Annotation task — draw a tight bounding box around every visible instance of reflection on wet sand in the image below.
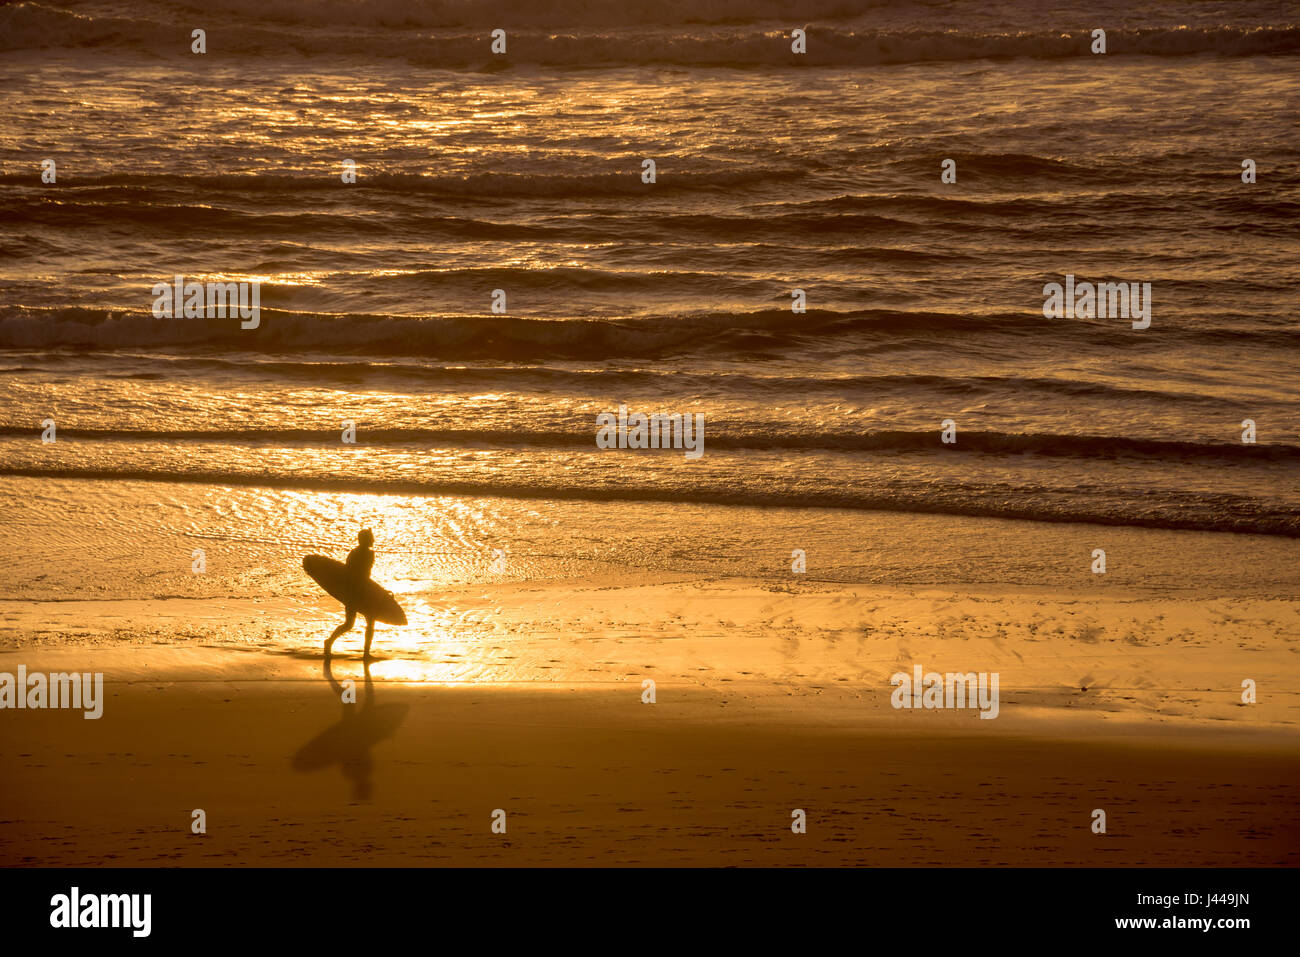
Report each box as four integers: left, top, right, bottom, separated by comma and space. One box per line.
291, 658, 409, 800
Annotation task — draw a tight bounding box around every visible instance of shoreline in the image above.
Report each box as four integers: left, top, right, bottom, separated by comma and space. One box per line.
4, 465, 1299, 540
3, 575, 1297, 730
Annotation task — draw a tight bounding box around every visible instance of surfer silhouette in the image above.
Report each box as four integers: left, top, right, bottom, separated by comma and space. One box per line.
325, 528, 376, 659
303, 528, 406, 660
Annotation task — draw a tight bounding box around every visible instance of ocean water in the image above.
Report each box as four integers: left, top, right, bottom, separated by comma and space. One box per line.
2, 0, 1299, 539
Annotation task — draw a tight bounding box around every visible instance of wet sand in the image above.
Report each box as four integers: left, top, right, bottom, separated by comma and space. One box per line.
1, 602, 1297, 867
3, 498, 1297, 866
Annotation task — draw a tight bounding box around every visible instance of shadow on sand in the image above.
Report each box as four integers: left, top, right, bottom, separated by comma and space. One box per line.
290, 658, 409, 800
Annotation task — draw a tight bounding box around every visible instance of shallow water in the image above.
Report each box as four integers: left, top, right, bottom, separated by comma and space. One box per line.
2, 0, 1298, 533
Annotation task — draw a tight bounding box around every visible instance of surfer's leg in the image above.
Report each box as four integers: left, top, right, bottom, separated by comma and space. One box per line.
325, 607, 356, 656
362, 616, 375, 660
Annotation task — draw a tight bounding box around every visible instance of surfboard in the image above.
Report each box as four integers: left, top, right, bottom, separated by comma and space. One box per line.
302, 555, 407, 626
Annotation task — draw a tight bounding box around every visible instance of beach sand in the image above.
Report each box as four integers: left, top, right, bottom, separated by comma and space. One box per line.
2, 572, 1297, 866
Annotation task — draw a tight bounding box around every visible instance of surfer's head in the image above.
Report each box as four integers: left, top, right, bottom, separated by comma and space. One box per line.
358, 528, 374, 548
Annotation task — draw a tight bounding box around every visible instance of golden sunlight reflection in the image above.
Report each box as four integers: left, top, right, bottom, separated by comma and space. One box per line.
271, 489, 544, 682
